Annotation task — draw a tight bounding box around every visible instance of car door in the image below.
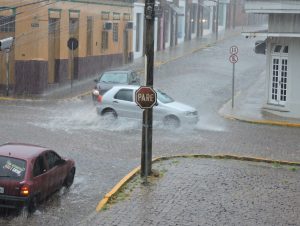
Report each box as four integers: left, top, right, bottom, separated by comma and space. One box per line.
153, 90, 175, 121
31, 154, 50, 200
113, 88, 142, 119
44, 151, 66, 193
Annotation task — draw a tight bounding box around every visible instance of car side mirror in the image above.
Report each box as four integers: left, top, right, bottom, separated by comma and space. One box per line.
94, 79, 98, 83
56, 159, 66, 165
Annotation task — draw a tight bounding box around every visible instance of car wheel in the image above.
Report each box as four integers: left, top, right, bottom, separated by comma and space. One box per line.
163, 115, 180, 129
19, 206, 29, 219
102, 109, 117, 120
28, 196, 38, 213
64, 168, 75, 188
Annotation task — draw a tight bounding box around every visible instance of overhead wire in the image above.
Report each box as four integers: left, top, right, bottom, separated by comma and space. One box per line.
0, 1, 57, 25
8, 2, 133, 50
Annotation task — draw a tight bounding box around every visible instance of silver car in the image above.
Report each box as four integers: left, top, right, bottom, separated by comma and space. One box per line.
95, 85, 198, 128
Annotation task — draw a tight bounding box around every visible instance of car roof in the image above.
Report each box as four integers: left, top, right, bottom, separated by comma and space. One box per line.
102, 70, 134, 74
107, 85, 140, 92
0, 143, 48, 160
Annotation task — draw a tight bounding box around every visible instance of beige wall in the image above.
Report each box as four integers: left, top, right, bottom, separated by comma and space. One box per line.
3, 1, 133, 61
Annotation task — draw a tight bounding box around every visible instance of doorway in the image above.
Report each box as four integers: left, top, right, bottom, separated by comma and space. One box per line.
269, 44, 288, 106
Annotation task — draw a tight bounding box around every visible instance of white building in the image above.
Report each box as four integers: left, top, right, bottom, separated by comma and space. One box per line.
244, 0, 300, 118
133, 1, 158, 59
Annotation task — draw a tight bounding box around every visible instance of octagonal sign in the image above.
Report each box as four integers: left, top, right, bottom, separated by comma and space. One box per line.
135, 86, 157, 109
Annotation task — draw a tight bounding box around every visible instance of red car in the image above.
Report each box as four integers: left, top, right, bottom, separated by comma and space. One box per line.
0, 143, 75, 215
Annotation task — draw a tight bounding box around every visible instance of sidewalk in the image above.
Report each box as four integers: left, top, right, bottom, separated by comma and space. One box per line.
82, 156, 300, 226
218, 71, 300, 126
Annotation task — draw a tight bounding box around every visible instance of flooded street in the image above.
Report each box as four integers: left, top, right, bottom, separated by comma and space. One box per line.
0, 35, 300, 225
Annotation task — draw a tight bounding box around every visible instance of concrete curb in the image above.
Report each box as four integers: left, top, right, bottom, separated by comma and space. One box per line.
0, 96, 31, 101
219, 103, 300, 128
223, 114, 300, 128
95, 154, 300, 212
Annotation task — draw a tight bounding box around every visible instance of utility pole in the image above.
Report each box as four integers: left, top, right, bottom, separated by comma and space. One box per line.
141, 0, 155, 181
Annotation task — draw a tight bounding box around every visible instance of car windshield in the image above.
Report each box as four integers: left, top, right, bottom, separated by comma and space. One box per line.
157, 90, 174, 104
100, 72, 128, 84
0, 156, 26, 181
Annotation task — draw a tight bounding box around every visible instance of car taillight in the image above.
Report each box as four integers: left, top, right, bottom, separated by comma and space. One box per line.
97, 95, 102, 103
20, 184, 30, 196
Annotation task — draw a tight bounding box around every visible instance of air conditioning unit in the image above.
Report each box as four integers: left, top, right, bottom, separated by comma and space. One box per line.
126, 21, 133, 30
103, 21, 112, 30
254, 40, 266, 55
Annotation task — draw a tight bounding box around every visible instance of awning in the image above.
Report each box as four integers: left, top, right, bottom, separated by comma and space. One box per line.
242, 29, 300, 38
169, 3, 184, 16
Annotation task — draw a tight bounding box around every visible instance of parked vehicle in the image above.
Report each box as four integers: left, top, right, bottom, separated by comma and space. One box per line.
95, 85, 198, 128
0, 143, 76, 216
92, 70, 140, 102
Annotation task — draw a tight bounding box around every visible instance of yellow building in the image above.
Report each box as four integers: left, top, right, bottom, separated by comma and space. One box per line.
0, 0, 133, 95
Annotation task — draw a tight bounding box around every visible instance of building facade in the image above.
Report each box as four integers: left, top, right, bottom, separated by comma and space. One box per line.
0, 0, 134, 95
0, 0, 262, 95
244, 0, 300, 118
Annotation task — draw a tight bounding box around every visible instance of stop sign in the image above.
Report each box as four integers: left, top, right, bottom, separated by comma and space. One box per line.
135, 86, 157, 109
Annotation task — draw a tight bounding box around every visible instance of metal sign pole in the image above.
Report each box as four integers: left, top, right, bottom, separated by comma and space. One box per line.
142, 110, 149, 184
232, 63, 235, 108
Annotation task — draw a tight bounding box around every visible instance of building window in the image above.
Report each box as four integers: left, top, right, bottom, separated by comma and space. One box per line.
113, 23, 118, 42
69, 18, 79, 34
87, 16, 93, 56
270, 45, 288, 105
113, 13, 120, 21
49, 18, 59, 34
0, 15, 15, 32
101, 31, 108, 50
101, 12, 109, 20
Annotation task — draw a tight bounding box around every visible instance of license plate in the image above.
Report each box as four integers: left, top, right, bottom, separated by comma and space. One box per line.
0, 187, 4, 194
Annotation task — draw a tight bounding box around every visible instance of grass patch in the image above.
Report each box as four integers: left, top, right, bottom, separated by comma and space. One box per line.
288, 166, 298, 172
105, 167, 168, 209
171, 159, 180, 164
272, 162, 282, 168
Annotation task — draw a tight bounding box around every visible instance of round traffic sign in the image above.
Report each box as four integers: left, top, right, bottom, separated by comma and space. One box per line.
229, 54, 238, 64
230, 45, 238, 55
135, 86, 157, 109
67, 38, 78, 50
